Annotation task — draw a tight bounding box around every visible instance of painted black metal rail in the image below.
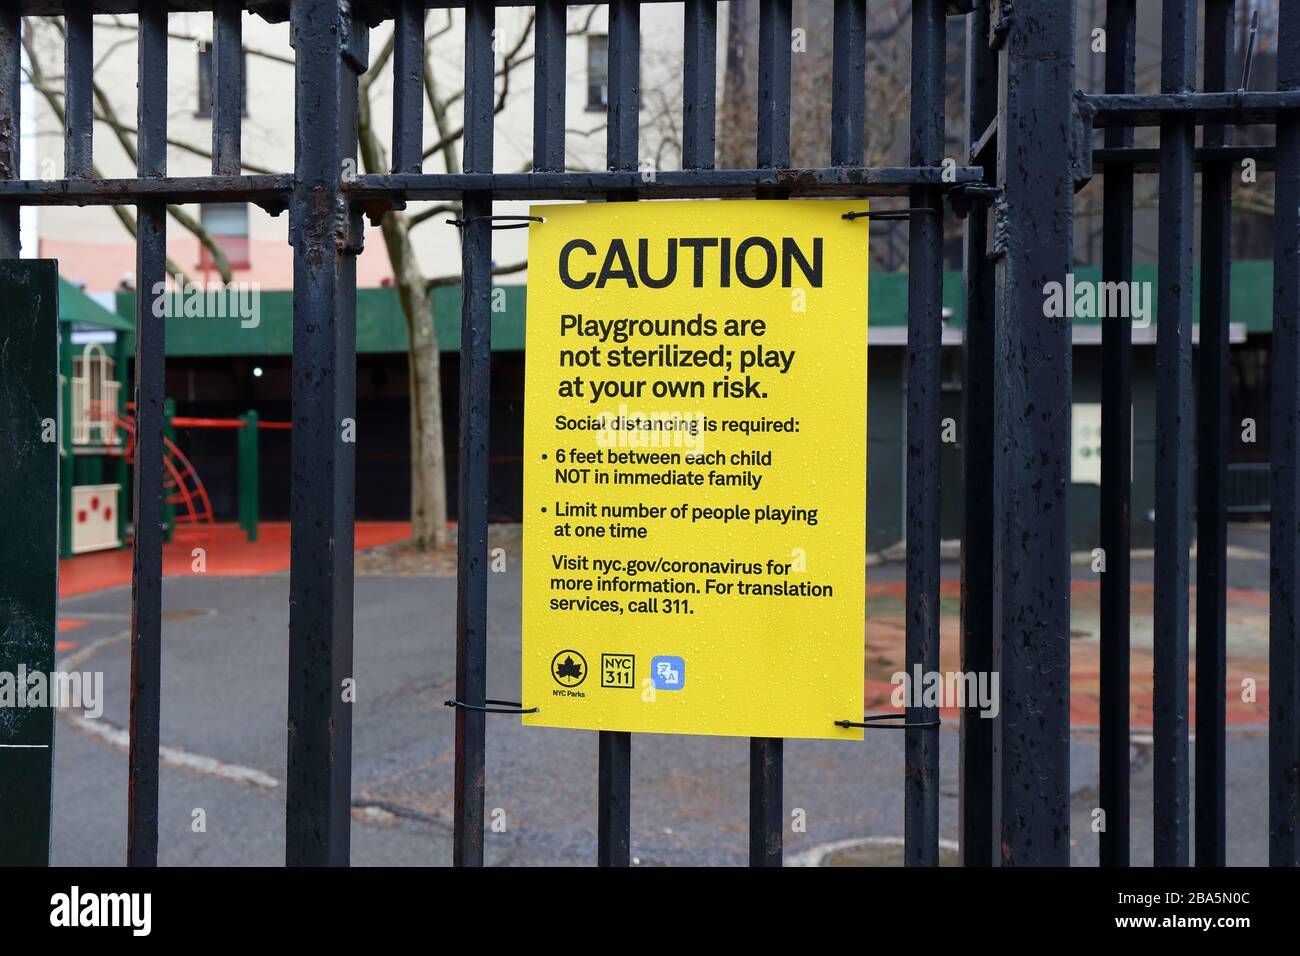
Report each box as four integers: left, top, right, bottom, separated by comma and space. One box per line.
0, 168, 979, 210
1098, 0, 1136, 872
959, 0, 997, 870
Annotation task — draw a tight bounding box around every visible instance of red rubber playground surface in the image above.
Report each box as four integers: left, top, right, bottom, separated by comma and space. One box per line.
58, 521, 410, 598
863, 579, 1271, 730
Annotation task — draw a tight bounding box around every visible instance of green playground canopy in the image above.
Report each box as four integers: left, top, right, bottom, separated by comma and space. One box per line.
59, 276, 134, 333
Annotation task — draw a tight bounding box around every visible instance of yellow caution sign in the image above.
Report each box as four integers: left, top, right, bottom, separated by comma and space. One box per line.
522, 199, 868, 739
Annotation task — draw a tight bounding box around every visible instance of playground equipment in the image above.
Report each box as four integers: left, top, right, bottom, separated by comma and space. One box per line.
164, 411, 291, 543
98, 406, 215, 547
62, 336, 288, 556
64, 336, 130, 556
65, 342, 123, 554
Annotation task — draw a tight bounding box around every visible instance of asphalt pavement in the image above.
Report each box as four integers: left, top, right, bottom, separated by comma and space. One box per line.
49, 524, 1274, 866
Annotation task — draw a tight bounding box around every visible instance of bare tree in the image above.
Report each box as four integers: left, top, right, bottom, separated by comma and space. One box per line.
23, 10, 600, 553
22, 15, 244, 283
715, 0, 933, 269
356, 8, 599, 549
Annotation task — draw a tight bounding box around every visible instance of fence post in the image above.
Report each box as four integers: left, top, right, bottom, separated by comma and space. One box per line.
594, 0, 642, 869
128, 2, 168, 867
239, 411, 259, 543
453, 0, 496, 868
285, 0, 361, 867
959, 0, 997, 868
1195, 0, 1235, 869
992, 0, 1075, 866
1099, 0, 1136, 869
1152, 0, 1196, 869
747, 0, 791, 869
904, 0, 946, 869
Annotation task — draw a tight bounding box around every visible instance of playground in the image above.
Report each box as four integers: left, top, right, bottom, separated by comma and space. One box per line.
59, 279, 292, 562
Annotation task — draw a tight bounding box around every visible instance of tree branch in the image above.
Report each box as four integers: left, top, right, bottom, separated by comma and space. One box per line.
427, 259, 527, 291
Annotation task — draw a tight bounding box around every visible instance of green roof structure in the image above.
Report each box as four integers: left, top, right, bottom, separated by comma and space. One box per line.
60, 277, 135, 333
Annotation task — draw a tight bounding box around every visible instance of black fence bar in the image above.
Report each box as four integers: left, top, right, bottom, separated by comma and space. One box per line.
959, 0, 996, 869
0, 8, 18, 256
532, 0, 566, 172
992, 0, 1074, 867
1153, 0, 1195, 869
605, 0, 640, 176
748, 731, 782, 865
749, 737, 782, 866
830, 0, 865, 167
212, 0, 243, 175
0, 166, 981, 205
391, 0, 424, 174
1195, 0, 1234, 870
1098, 0, 1135, 871
756, 0, 791, 170
596, 0, 639, 868
596, 732, 631, 866
748, 0, 791, 867
137, 7, 168, 181
1094, 144, 1276, 172
126, 2, 168, 869
1271, 0, 1300, 868
345, 165, 983, 200
681, 0, 716, 169
1085, 89, 1300, 126
903, 0, 944, 869
64, 0, 93, 178
286, 0, 359, 867
453, 0, 495, 869
0, 174, 293, 205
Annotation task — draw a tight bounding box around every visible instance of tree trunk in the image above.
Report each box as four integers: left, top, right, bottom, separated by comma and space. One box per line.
406, 286, 450, 550
357, 70, 450, 551
384, 212, 450, 550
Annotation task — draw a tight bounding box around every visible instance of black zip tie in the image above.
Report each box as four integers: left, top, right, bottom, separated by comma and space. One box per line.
444, 698, 540, 715
447, 214, 545, 230
842, 208, 940, 222
835, 713, 941, 730
1240, 9, 1260, 94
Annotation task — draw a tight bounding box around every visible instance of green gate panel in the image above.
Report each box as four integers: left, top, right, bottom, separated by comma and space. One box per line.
0, 260, 60, 865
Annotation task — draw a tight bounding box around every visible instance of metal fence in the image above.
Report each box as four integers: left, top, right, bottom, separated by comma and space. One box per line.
0, 0, 1297, 868
1227, 461, 1270, 515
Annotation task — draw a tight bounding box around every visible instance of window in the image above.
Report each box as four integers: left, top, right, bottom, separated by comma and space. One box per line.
196, 43, 248, 117
586, 35, 608, 110
199, 202, 251, 270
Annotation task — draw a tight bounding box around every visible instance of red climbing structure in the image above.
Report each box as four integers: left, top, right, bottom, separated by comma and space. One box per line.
99, 407, 215, 545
